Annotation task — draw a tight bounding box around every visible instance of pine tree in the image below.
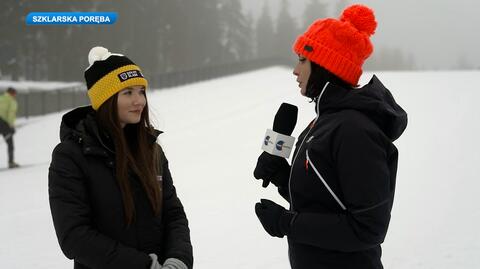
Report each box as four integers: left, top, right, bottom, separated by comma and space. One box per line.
30, 0, 75, 81
119, 0, 163, 79
275, 0, 298, 61
162, 0, 225, 71
303, 0, 328, 29
0, 1, 24, 80
218, 0, 254, 62
256, 2, 275, 59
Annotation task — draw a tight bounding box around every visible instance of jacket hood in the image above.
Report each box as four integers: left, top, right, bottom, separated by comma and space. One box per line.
60, 106, 97, 143
317, 75, 408, 141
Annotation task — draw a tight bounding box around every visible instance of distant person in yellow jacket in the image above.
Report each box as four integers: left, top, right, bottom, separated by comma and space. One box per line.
0, 87, 19, 168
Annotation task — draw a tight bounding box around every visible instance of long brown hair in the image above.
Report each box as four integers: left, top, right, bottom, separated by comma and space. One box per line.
96, 93, 162, 225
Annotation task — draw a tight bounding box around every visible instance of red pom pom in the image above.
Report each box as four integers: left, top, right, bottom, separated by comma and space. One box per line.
340, 4, 377, 36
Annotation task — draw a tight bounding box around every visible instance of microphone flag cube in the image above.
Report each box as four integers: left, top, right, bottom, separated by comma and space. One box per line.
261, 129, 295, 159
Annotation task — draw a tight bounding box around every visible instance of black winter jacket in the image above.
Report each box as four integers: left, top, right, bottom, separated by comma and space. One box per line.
48, 106, 193, 269
281, 76, 407, 269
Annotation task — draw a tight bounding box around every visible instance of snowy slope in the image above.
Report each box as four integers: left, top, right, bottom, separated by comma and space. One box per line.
0, 67, 479, 268
0, 80, 83, 92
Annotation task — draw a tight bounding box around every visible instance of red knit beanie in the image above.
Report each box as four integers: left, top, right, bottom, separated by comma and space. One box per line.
293, 4, 377, 86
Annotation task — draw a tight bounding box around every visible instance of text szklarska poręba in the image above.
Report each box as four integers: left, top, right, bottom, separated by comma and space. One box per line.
31, 15, 111, 24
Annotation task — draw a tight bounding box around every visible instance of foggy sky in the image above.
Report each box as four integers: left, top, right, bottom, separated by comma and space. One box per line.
240, 0, 480, 69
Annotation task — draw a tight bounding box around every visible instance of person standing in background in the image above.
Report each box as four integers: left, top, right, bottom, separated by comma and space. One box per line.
0, 87, 19, 169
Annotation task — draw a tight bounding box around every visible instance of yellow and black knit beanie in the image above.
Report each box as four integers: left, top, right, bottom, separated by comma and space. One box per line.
84, 46, 148, 110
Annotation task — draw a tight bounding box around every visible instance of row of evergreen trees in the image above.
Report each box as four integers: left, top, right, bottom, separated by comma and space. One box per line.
1, 0, 254, 81
0, 0, 414, 82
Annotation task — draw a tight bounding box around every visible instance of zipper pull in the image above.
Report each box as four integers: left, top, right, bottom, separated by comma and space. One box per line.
305, 159, 309, 172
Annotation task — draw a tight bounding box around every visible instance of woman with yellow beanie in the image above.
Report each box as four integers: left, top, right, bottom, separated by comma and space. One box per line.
48, 47, 193, 269
253, 4, 408, 268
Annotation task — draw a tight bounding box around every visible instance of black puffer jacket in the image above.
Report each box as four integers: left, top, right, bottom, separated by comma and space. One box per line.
282, 76, 407, 269
48, 106, 193, 269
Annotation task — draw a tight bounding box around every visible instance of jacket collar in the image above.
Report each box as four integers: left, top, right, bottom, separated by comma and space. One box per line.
60, 106, 163, 156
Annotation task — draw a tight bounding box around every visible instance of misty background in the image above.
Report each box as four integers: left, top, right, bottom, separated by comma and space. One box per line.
1, 0, 479, 82
1, 2, 480, 268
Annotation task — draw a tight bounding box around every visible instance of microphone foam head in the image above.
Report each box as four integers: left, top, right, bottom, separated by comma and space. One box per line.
273, 103, 298, 135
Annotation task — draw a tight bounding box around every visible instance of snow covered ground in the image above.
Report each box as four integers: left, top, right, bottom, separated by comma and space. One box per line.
0, 67, 479, 268
0, 80, 83, 92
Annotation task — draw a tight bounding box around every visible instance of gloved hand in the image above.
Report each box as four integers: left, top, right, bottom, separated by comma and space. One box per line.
255, 199, 296, 238
149, 253, 162, 269
253, 152, 290, 188
162, 258, 188, 269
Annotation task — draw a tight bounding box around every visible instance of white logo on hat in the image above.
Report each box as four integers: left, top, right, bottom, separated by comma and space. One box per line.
118, 70, 143, 82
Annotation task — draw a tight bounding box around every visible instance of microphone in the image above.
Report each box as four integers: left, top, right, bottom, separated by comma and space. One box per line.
261, 103, 298, 159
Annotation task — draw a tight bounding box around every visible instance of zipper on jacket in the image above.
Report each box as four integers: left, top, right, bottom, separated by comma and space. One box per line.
288, 82, 330, 210
305, 149, 347, 211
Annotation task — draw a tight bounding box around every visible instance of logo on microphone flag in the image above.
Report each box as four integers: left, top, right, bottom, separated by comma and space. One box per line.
276, 140, 285, 150
264, 136, 271, 146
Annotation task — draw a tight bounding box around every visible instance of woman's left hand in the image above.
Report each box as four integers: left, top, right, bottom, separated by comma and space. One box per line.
149, 253, 162, 269
255, 199, 296, 238
161, 258, 188, 269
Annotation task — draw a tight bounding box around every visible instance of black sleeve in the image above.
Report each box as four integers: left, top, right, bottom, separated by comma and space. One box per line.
278, 185, 291, 203
161, 157, 194, 269
48, 142, 151, 269
288, 119, 394, 252
271, 161, 291, 203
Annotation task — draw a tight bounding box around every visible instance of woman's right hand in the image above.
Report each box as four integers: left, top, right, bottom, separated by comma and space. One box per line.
253, 152, 290, 188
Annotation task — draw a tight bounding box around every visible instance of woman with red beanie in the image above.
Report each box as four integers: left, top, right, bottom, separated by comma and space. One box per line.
253, 4, 408, 269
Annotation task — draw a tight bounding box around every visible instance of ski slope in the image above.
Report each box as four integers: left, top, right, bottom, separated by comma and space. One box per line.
1, 67, 479, 268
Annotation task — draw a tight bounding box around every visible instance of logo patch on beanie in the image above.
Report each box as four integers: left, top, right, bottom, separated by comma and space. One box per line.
304, 45, 313, 52
117, 70, 144, 82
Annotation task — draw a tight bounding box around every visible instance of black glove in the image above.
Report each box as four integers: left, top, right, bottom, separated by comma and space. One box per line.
253, 152, 290, 188
255, 199, 296, 238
